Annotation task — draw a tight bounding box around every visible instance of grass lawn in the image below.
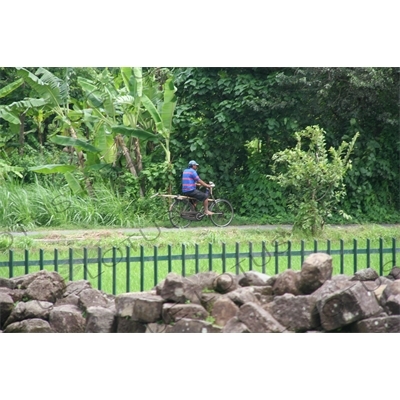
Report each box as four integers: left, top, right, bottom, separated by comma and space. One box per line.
1, 224, 399, 294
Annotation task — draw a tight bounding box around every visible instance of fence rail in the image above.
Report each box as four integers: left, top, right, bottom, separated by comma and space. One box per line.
0, 238, 398, 294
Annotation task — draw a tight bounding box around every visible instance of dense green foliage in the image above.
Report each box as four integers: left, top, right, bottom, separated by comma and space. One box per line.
0, 67, 399, 230
268, 126, 359, 235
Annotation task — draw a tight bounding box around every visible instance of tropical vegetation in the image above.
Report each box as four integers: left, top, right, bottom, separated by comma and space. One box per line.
0, 67, 399, 234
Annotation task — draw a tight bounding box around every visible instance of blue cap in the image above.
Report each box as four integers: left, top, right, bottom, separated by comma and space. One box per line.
188, 160, 199, 166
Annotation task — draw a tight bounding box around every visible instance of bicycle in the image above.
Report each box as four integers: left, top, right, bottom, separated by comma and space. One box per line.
153, 182, 234, 228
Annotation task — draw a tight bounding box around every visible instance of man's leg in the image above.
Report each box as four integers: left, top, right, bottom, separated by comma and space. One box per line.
203, 199, 214, 215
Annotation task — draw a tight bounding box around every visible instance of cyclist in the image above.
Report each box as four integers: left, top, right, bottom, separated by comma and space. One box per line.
182, 160, 214, 215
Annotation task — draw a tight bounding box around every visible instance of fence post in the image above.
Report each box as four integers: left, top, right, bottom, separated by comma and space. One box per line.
208, 243, 213, 272
8, 249, 13, 278
25, 248, 29, 275
340, 239, 344, 274
249, 242, 253, 271
97, 246, 102, 291
126, 246, 130, 293
154, 245, 158, 287
353, 239, 357, 274
222, 242, 226, 273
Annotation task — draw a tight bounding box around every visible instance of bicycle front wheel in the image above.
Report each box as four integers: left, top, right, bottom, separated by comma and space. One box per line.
209, 199, 234, 227
169, 199, 193, 228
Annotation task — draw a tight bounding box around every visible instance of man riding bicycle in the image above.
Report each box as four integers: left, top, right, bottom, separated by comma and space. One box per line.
182, 160, 214, 215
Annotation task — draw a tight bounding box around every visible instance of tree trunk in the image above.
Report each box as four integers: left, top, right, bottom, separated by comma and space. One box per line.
69, 126, 94, 196
132, 137, 145, 197
116, 135, 144, 197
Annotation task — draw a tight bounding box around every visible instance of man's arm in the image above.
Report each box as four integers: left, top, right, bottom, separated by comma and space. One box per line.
197, 178, 212, 188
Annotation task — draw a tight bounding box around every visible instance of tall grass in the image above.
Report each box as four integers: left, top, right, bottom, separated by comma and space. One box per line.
0, 180, 167, 230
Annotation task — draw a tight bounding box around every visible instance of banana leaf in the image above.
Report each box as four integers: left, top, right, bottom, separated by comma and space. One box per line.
111, 125, 159, 141
50, 135, 101, 153
29, 164, 77, 174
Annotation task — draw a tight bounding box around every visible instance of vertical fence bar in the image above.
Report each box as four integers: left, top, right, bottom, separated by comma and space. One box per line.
195, 244, 199, 273
168, 245, 172, 273
126, 246, 130, 293
379, 238, 384, 276
353, 239, 357, 274
24, 249, 29, 274
222, 242, 226, 273
39, 249, 44, 271
326, 240, 331, 255
208, 243, 213, 272
140, 245, 145, 291
235, 242, 240, 274
340, 239, 344, 274
249, 242, 253, 271
97, 246, 102, 291
154, 246, 158, 287
274, 241, 279, 275
83, 247, 88, 281
182, 244, 186, 277
314, 239, 318, 253
112, 247, 117, 295
366, 239, 371, 269
301, 240, 305, 265
287, 240, 292, 269
262, 241, 266, 273
8, 250, 13, 278
69, 248, 74, 281
392, 238, 397, 266
54, 248, 58, 274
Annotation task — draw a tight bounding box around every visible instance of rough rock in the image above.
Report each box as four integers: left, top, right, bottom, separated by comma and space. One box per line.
297, 253, 333, 294
0, 292, 14, 328
64, 280, 92, 297
115, 292, 165, 323
226, 286, 258, 306
4, 300, 53, 327
213, 273, 239, 294
351, 268, 379, 282
265, 293, 320, 332
0, 277, 15, 289
24, 271, 66, 303
4, 318, 53, 333
239, 271, 271, 287
55, 293, 80, 307
353, 315, 400, 333
185, 271, 219, 291
159, 273, 202, 304
317, 282, 382, 331
117, 317, 146, 333
166, 318, 218, 333
221, 317, 251, 333
380, 281, 400, 315
78, 288, 111, 311
85, 306, 117, 333
162, 303, 208, 324
272, 270, 301, 296
386, 267, 400, 281
49, 304, 86, 333
146, 322, 169, 333
210, 297, 239, 327
238, 302, 286, 333
200, 292, 222, 312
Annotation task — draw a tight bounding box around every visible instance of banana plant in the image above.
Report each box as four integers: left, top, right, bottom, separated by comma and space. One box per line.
77, 67, 160, 197
14, 67, 99, 194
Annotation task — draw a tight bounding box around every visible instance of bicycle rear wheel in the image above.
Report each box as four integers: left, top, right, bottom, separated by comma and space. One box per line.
209, 199, 234, 227
169, 199, 193, 228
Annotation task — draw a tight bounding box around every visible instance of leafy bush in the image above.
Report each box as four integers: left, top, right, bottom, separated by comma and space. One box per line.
268, 126, 359, 235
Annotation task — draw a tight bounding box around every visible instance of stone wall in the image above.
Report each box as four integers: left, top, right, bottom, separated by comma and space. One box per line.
1, 253, 400, 333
